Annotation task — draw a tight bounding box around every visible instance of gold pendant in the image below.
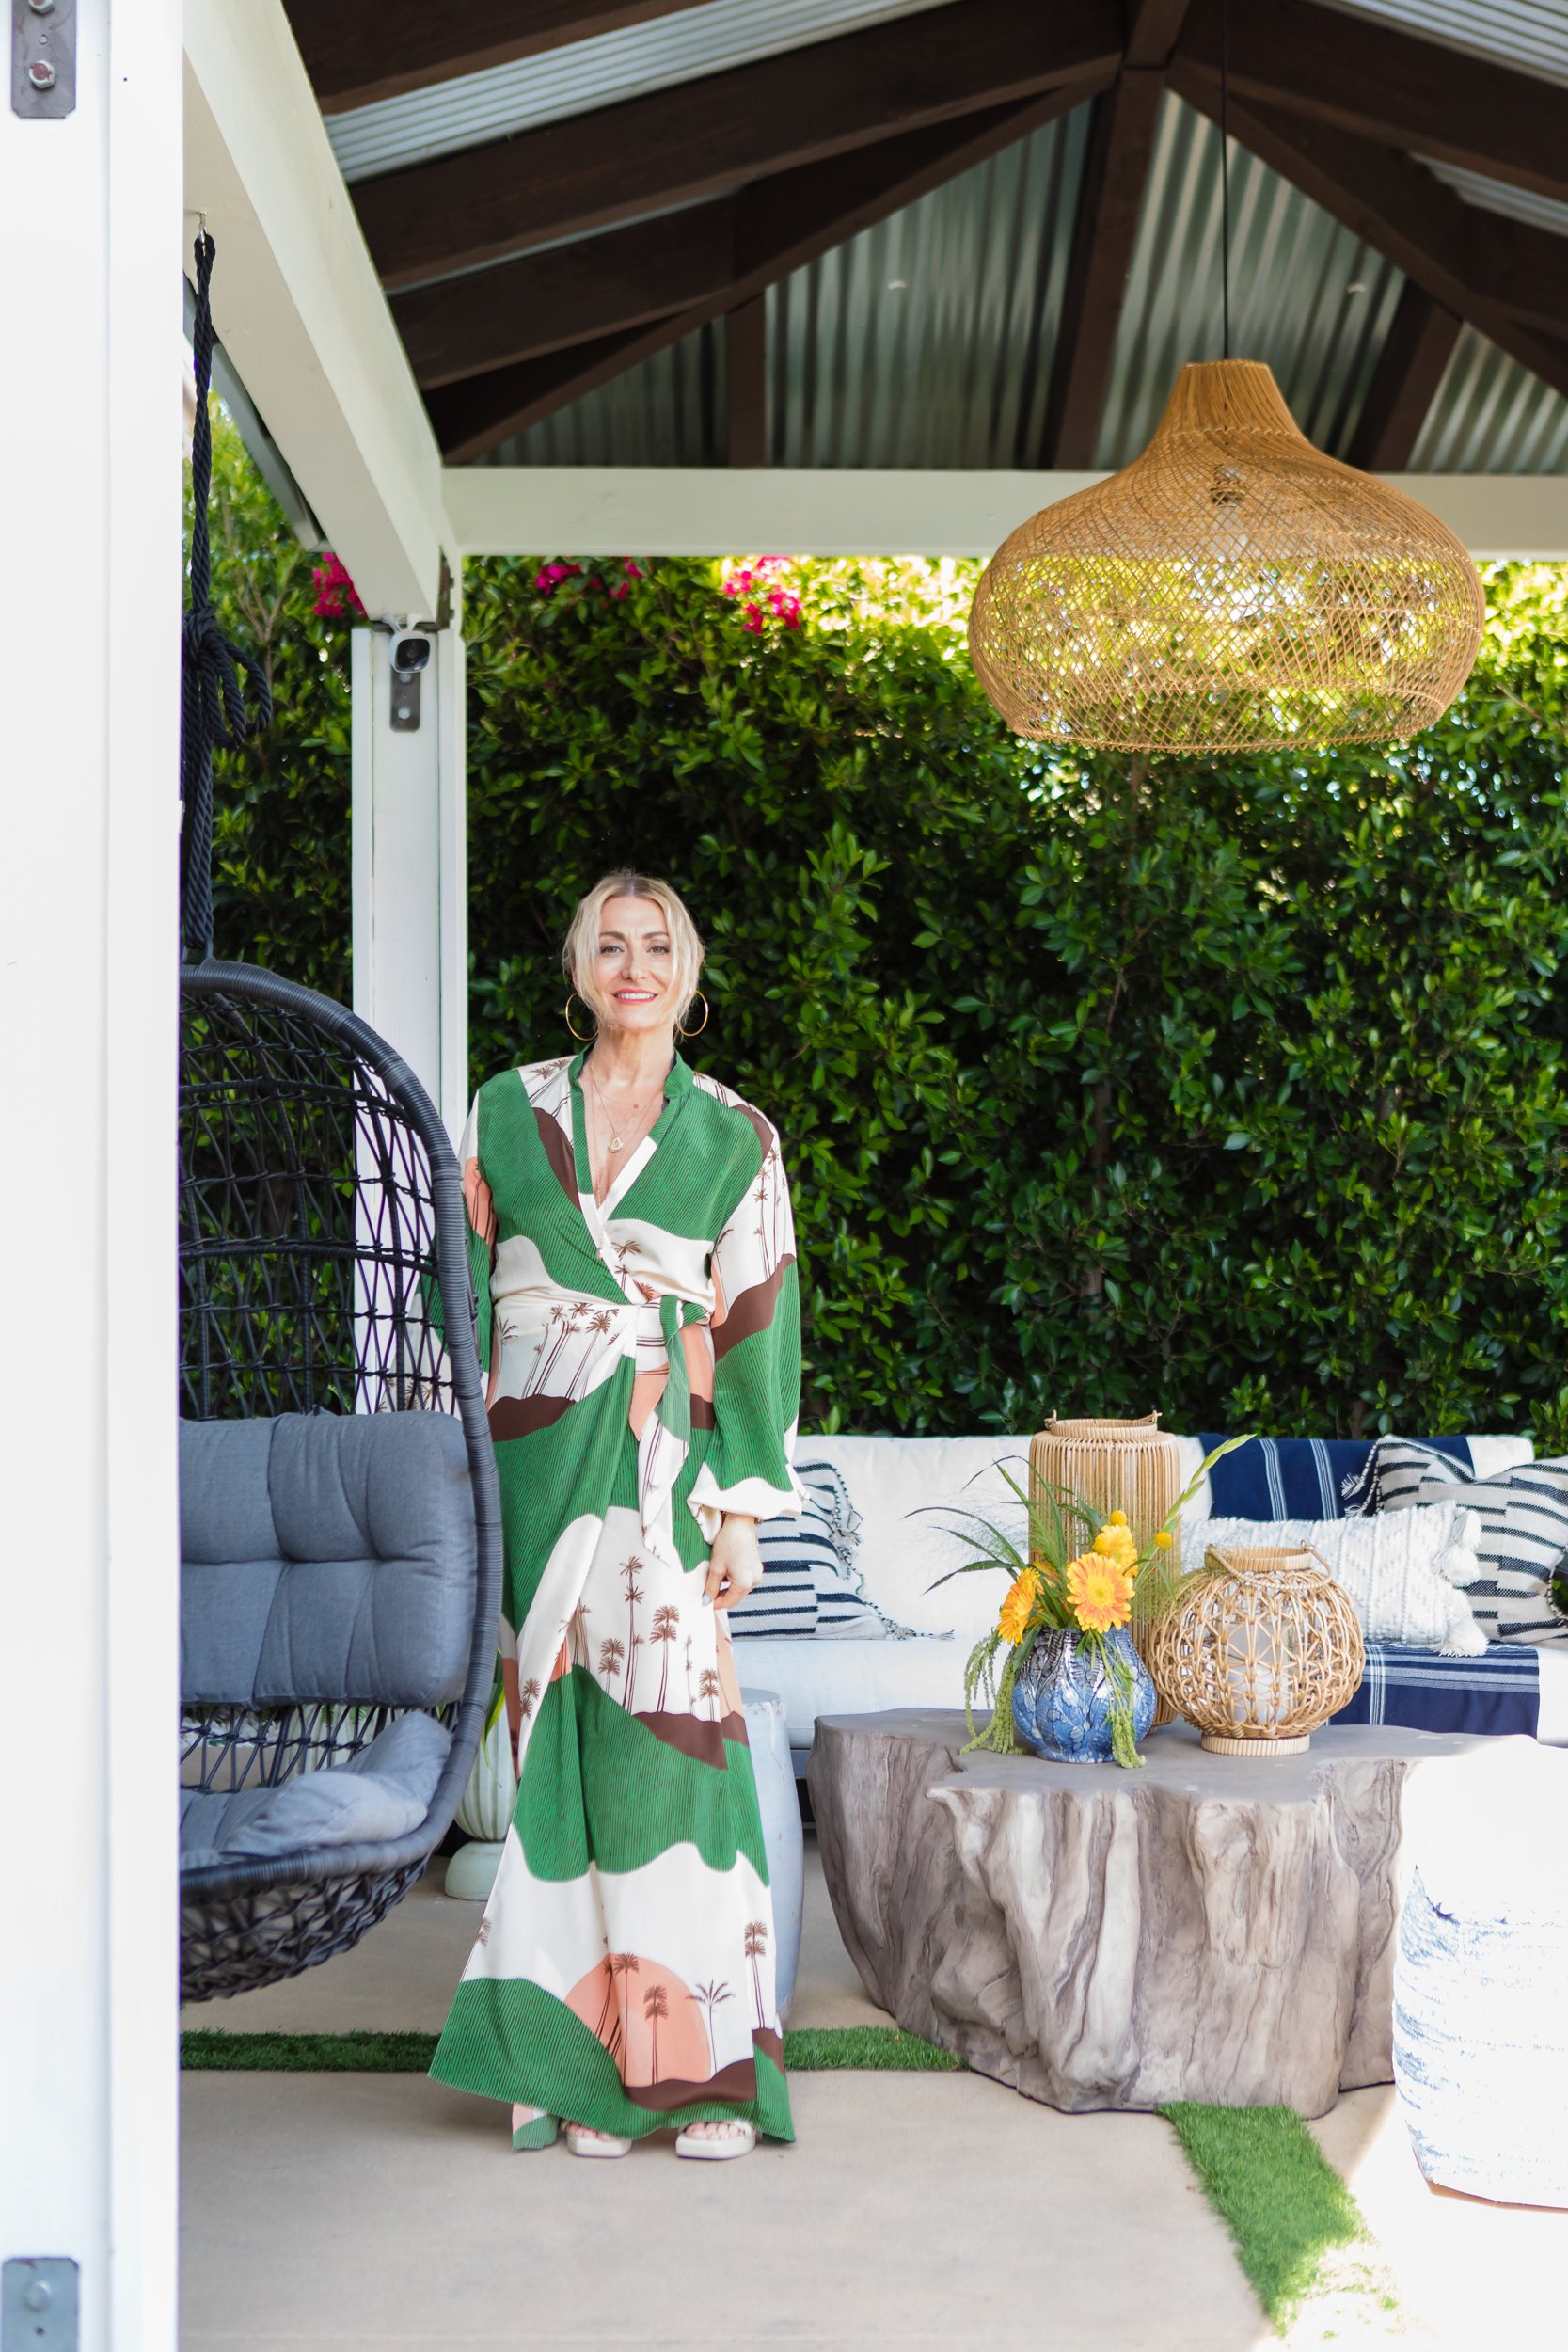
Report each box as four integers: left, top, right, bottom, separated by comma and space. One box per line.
608, 1136, 623, 1152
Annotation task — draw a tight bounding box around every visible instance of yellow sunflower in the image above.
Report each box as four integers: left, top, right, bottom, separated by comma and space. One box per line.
1065, 1554, 1135, 1634
998, 1567, 1042, 1646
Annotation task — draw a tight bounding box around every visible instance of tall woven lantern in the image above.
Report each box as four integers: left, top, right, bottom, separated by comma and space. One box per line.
970, 359, 1484, 756
1147, 1544, 1365, 1756
1030, 1413, 1183, 1727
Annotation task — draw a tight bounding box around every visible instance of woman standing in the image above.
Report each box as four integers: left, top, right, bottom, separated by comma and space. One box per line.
430, 873, 801, 2160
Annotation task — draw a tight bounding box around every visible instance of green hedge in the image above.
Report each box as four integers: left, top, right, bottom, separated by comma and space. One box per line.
203, 419, 1568, 1444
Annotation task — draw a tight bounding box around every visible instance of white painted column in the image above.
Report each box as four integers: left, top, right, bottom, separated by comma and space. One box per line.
0, 4, 182, 2348
352, 619, 469, 1141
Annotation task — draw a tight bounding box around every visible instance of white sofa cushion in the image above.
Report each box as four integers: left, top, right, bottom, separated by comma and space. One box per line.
1199, 1503, 1488, 1656
729, 1634, 970, 1752
1368, 1441, 1568, 1645
800, 1435, 1032, 1652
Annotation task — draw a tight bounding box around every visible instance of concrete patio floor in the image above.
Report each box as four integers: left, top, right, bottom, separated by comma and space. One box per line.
178, 1834, 1554, 2351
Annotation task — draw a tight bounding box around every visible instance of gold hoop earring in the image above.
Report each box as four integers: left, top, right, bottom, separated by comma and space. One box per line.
679, 992, 709, 1039
564, 994, 594, 1041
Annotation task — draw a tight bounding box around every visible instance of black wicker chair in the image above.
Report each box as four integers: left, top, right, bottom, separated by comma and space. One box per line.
179, 960, 500, 2003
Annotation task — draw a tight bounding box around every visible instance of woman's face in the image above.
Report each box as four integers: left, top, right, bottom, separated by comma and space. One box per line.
589, 895, 677, 1037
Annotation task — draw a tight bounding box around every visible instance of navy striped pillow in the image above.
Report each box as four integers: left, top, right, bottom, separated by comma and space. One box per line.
726, 1465, 846, 1638
1365, 1438, 1568, 1645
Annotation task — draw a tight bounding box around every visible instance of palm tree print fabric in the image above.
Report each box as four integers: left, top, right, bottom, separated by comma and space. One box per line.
430, 1051, 801, 2140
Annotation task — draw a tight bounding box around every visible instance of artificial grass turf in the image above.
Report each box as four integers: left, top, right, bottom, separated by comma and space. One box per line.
181, 2024, 962, 2074
1162, 2102, 1370, 2330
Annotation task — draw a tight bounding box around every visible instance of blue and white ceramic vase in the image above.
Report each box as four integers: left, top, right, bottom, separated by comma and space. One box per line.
1010, 1626, 1156, 1763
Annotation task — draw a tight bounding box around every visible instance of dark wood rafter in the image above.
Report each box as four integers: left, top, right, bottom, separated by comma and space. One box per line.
356, 0, 1124, 289
1345, 282, 1463, 470
1041, 2, 1192, 465
1179, 0, 1568, 210
1167, 66, 1568, 405
725, 297, 768, 467
394, 205, 739, 387
285, 1, 712, 116
425, 87, 1114, 459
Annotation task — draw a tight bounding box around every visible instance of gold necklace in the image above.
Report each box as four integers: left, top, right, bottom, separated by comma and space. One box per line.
587, 1056, 658, 1154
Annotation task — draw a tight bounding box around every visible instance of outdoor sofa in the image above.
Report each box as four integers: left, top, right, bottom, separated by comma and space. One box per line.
730, 1432, 1568, 1773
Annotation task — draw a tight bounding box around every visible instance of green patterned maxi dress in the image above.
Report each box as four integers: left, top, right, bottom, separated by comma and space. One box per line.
430, 1049, 801, 2142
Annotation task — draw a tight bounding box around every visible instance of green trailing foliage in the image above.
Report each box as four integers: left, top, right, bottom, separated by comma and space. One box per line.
198, 419, 1568, 1447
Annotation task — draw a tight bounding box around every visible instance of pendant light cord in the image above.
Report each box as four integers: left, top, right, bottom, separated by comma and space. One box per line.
1219, 0, 1231, 360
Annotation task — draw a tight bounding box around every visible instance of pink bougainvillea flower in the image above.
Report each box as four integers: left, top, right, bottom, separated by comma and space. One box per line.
622, 560, 643, 578
741, 604, 764, 632
311, 551, 365, 619
610, 582, 629, 600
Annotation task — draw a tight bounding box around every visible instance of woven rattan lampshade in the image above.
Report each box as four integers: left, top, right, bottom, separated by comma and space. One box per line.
1029, 1412, 1182, 1729
1146, 1544, 1365, 1756
970, 360, 1484, 755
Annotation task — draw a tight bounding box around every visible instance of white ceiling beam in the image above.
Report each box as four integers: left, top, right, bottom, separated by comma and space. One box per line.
443, 466, 1568, 562
183, 0, 452, 616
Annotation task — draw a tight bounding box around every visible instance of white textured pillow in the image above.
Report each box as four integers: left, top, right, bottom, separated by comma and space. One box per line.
1198, 1504, 1487, 1656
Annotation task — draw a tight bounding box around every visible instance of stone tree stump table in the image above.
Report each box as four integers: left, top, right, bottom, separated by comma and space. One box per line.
808, 1710, 1483, 2116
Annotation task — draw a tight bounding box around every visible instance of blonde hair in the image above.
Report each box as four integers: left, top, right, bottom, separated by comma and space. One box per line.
562, 870, 705, 1031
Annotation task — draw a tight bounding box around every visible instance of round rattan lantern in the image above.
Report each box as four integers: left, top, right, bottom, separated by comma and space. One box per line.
1146, 1544, 1364, 1756
970, 359, 1484, 755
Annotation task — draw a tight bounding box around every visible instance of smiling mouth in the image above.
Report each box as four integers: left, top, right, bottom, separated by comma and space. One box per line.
615, 989, 657, 1001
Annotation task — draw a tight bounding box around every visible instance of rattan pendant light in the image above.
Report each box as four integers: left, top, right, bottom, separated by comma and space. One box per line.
968, 359, 1484, 755
969, 1, 1484, 756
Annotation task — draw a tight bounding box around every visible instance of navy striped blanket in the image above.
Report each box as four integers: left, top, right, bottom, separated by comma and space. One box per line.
1330, 1643, 1540, 1739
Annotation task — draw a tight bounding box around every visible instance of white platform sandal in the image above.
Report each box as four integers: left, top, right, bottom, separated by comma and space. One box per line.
675, 2121, 756, 2162
564, 2123, 633, 2159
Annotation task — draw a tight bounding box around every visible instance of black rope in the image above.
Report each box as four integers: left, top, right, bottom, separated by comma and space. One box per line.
1219, 0, 1231, 362
182, 230, 272, 964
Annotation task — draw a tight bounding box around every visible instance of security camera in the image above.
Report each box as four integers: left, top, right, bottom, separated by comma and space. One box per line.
390, 630, 432, 674
388, 629, 433, 730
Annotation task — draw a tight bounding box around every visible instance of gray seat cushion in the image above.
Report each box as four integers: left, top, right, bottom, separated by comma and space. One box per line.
182, 1412, 475, 1707
179, 1708, 451, 1869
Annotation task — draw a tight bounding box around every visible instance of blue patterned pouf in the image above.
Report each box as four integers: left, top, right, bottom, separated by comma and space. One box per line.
1010, 1626, 1156, 1764
1393, 1743, 1568, 2208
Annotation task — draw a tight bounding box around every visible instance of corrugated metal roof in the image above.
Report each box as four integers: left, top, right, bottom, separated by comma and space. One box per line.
1093, 93, 1404, 467
770, 109, 1088, 467
487, 86, 1568, 476
1413, 326, 1568, 471
327, 0, 958, 184
1321, 0, 1568, 87
1420, 159, 1568, 235
496, 107, 1088, 469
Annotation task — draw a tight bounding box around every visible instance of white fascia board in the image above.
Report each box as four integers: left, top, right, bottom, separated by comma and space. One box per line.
443, 467, 1568, 562
183, 1, 451, 616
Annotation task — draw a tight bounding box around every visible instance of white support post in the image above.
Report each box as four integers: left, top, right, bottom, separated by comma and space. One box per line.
352, 624, 469, 1142
0, 4, 182, 2348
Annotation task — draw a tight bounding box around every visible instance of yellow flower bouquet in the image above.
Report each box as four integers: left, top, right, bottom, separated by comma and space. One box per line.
927, 1438, 1249, 1769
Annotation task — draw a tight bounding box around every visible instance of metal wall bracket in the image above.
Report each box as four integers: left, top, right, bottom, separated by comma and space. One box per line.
388, 667, 422, 732
11, 0, 75, 119
2, 2259, 79, 2351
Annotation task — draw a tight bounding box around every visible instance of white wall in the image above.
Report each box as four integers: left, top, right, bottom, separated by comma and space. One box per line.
0, 5, 182, 2346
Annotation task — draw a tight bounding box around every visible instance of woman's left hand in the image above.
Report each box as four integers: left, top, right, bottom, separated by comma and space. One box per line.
705, 1514, 762, 1611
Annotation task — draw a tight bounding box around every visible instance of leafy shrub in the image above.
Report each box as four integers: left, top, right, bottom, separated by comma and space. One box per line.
201, 422, 1568, 1443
